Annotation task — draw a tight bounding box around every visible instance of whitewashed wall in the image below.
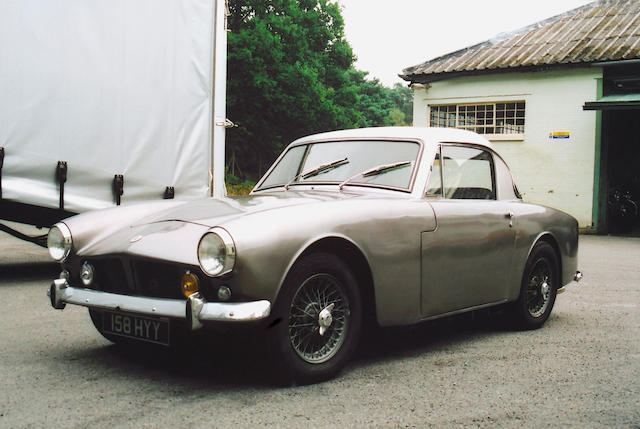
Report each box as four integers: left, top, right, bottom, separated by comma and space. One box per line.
412, 68, 602, 228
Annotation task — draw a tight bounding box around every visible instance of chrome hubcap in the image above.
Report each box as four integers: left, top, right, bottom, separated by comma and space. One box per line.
541, 281, 550, 299
318, 303, 334, 336
288, 274, 349, 364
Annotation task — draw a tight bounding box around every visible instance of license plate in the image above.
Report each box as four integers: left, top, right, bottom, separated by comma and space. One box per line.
102, 311, 170, 346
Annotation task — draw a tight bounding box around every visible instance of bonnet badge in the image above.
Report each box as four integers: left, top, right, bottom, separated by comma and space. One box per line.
129, 235, 143, 243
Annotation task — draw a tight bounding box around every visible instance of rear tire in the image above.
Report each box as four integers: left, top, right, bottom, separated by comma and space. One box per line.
268, 252, 362, 384
509, 241, 559, 330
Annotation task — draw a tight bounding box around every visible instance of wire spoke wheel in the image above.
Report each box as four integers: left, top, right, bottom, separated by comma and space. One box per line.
288, 273, 350, 364
510, 241, 559, 330
526, 258, 552, 318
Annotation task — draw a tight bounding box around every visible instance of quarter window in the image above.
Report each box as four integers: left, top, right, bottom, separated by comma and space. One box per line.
429, 102, 525, 136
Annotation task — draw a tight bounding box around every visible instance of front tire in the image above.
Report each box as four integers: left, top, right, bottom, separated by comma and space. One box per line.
510, 241, 559, 330
268, 253, 362, 384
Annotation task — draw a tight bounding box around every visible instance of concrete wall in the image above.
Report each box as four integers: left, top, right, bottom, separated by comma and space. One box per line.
412, 67, 602, 228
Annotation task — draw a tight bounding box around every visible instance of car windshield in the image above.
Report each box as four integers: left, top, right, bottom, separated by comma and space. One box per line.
257, 140, 421, 191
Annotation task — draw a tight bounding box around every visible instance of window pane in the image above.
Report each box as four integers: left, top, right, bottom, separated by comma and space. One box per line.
260, 140, 420, 190
426, 151, 442, 197
447, 112, 456, 127
259, 145, 306, 188
441, 146, 494, 200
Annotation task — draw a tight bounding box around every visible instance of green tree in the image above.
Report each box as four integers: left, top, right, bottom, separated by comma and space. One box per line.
226, 0, 412, 181
388, 83, 413, 126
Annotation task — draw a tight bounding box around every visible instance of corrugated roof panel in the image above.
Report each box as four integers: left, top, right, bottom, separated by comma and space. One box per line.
501, 30, 545, 68
519, 20, 571, 66
476, 32, 530, 70
621, 35, 640, 57
603, 11, 640, 57
401, 0, 640, 82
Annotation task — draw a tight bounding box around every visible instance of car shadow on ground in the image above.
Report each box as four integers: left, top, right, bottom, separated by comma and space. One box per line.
66, 330, 283, 389
356, 310, 511, 363
59, 310, 516, 389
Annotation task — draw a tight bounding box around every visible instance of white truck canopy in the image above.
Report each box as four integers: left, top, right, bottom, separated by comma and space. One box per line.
0, 0, 227, 222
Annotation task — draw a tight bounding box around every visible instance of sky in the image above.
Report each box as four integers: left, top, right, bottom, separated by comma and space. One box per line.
337, 0, 594, 87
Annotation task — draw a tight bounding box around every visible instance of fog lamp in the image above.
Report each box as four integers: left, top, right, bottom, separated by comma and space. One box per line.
218, 285, 231, 301
181, 271, 200, 298
80, 262, 95, 286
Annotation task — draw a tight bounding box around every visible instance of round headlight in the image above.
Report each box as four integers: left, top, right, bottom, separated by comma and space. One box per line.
197, 228, 236, 277
47, 223, 72, 262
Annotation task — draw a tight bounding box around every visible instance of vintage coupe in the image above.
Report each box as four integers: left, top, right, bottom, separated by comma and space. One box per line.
47, 127, 581, 382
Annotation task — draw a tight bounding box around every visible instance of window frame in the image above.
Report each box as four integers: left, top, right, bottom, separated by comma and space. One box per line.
429, 101, 525, 141
254, 138, 425, 194
424, 143, 498, 201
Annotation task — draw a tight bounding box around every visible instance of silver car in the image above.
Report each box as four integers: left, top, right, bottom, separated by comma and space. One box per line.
47, 127, 582, 383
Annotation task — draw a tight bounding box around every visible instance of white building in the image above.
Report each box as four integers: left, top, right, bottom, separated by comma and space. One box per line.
401, 0, 640, 234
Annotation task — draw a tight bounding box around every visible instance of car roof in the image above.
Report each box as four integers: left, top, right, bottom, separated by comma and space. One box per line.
291, 127, 494, 151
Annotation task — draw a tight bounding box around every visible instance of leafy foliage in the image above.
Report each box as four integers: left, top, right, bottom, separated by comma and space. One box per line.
226, 0, 412, 181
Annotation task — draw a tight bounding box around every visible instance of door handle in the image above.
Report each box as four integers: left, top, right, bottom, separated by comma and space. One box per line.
505, 212, 514, 227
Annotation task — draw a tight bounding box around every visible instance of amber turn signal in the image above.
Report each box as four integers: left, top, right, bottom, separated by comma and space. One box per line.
181, 271, 200, 298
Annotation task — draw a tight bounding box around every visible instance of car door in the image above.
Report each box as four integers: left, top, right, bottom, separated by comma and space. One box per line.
421, 144, 516, 318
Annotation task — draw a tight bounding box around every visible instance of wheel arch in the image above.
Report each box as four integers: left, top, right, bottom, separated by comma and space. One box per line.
276, 235, 377, 327
526, 232, 563, 285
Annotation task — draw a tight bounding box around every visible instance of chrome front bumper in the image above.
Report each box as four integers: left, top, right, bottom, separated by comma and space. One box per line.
48, 279, 271, 331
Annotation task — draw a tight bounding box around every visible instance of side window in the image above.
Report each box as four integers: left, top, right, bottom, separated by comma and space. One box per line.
425, 149, 443, 197
441, 145, 496, 200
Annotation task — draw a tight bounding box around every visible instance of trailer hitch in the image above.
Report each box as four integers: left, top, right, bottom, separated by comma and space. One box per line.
113, 174, 124, 205
56, 161, 67, 210
0, 147, 4, 199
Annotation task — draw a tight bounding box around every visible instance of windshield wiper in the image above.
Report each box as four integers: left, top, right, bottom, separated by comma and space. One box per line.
338, 160, 413, 190
284, 157, 349, 190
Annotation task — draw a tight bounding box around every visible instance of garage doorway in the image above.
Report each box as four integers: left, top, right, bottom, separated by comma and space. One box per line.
599, 109, 640, 236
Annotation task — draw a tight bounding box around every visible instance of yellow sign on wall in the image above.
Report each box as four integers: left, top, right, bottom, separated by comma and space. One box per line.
549, 131, 570, 140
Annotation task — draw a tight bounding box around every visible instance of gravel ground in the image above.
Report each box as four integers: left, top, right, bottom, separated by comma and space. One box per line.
0, 229, 638, 428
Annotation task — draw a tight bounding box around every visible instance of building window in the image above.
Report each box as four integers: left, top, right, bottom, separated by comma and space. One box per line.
429, 102, 525, 136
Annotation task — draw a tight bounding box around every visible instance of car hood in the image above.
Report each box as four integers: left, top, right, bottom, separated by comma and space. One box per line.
132, 189, 365, 228
68, 188, 408, 260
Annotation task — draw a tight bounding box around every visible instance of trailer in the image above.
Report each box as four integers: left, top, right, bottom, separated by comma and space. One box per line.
0, 0, 229, 245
